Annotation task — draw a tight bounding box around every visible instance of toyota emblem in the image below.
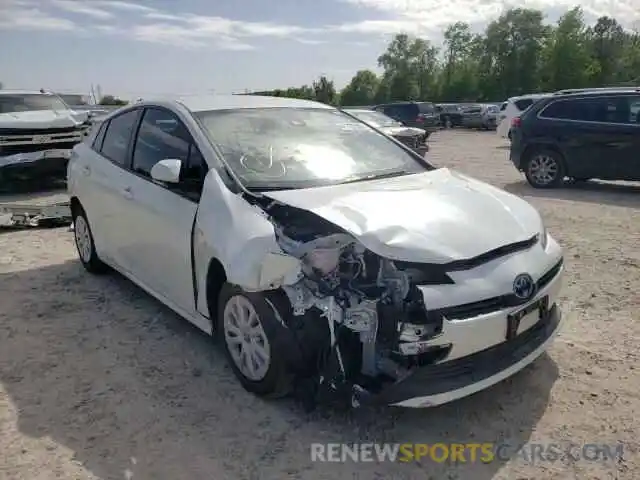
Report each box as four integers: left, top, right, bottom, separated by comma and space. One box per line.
513, 273, 535, 300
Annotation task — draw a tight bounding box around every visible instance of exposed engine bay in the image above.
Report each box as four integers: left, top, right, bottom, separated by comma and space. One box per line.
250, 196, 452, 409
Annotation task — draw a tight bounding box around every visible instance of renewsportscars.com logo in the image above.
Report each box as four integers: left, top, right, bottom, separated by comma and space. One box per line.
310, 442, 625, 464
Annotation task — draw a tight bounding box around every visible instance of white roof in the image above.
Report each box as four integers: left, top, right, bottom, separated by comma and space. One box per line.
144, 94, 334, 113
0, 90, 56, 96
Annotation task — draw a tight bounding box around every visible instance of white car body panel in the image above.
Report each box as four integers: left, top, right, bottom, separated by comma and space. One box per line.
497, 94, 551, 139
262, 168, 542, 264
68, 95, 565, 409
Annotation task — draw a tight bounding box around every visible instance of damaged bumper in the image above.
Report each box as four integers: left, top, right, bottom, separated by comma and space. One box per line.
0, 148, 72, 168
357, 304, 561, 407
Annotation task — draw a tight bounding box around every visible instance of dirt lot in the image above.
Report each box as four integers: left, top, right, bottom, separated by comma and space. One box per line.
1, 130, 639, 480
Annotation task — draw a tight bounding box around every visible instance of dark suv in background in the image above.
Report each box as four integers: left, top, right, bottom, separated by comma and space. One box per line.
510, 88, 640, 188
373, 101, 439, 135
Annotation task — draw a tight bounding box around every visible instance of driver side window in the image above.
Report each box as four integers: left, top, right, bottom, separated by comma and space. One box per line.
132, 108, 207, 200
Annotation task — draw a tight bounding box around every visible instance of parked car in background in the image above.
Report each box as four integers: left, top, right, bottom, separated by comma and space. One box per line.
68, 94, 563, 410
435, 104, 464, 128
510, 88, 640, 188
56, 93, 114, 122
373, 101, 439, 135
345, 108, 429, 156
0, 90, 92, 226
497, 94, 551, 139
461, 104, 500, 130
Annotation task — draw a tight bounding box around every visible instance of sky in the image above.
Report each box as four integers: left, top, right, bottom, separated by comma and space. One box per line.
1, 0, 639, 99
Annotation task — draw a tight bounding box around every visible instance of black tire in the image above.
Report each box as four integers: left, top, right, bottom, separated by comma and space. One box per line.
217, 284, 293, 398
71, 203, 109, 274
444, 116, 452, 129
524, 148, 566, 189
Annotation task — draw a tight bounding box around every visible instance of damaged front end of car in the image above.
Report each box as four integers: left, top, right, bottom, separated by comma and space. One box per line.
247, 196, 452, 410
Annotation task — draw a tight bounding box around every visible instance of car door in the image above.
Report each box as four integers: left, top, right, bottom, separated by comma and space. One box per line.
118, 107, 207, 313
79, 108, 142, 265
538, 96, 636, 179
615, 95, 640, 180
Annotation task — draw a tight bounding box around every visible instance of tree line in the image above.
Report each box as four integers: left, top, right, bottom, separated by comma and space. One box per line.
247, 7, 640, 106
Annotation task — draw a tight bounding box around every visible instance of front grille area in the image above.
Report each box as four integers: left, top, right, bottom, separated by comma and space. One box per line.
0, 126, 80, 136
430, 258, 563, 321
442, 235, 538, 272
0, 141, 78, 156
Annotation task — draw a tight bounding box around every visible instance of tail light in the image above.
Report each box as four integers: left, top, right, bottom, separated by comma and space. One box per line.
416, 113, 426, 122
511, 116, 522, 128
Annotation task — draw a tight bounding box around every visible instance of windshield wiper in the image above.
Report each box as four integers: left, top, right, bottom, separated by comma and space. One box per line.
340, 170, 411, 185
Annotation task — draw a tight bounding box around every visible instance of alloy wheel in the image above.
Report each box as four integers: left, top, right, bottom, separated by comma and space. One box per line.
528, 154, 559, 186
74, 215, 92, 263
223, 295, 271, 381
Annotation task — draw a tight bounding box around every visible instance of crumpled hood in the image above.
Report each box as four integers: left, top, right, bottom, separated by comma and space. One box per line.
0, 109, 88, 129
381, 126, 425, 137
263, 168, 542, 264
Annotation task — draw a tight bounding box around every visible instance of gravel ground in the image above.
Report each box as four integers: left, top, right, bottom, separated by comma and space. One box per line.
1, 129, 639, 480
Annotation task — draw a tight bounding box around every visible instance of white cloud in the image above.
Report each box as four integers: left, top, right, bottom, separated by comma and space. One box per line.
50, 0, 114, 19
2, 0, 637, 51
129, 14, 319, 49
0, 2, 76, 31
94, 1, 157, 13
339, 0, 640, 34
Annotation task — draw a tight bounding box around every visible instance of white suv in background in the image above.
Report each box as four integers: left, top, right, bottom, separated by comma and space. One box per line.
497, 94, 551, 139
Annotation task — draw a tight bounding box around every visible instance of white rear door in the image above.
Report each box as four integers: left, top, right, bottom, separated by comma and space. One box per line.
71, 108, 142, 265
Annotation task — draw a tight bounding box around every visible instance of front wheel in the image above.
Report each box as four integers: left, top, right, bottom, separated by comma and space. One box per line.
218, 284, 292, 398
524, 148, 566, 189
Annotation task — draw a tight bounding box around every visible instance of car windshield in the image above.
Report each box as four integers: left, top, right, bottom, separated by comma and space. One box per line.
195, 107, 431, 190
0, 94, 68, 113
346, 110, 401, 127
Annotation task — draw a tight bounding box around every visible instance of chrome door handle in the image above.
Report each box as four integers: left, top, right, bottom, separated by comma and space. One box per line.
122, 187, 133, 199
81, 165, 91, 176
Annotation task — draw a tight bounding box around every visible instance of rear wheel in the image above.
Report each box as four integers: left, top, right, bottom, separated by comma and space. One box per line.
444, 116, 452, 128
524, 148, 566, 189
72, 204, 108, 274
218, 284, 292, 398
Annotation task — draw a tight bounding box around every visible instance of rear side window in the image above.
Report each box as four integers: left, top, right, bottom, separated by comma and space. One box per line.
92, 121, 108, 151
384, 104, 417, 119
418, 103, 435, 114
514, 99, 534, 111
100, 109, 140, 166
500, 102, 508, 111
540, 97, 636, 124
628, 97, 640, 124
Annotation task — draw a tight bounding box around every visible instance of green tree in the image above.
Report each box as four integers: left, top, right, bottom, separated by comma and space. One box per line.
99, 95, 128, 106
340, 70, 379, 106
540, 7, 590, 91
312, 75, 337, 105
245, 6, 640, 104
586, 16, 627, 85
479, 9, 550, 99
441, 23, 480, 101
377, 34, 439, 101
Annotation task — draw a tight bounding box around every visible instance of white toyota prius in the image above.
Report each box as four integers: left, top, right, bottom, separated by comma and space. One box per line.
68, 95, 564, 409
